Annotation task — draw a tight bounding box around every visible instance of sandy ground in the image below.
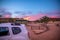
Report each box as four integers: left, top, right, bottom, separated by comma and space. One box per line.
26, 22, 60, 40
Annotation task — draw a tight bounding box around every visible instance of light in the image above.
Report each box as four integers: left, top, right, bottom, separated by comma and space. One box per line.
23, 16, 31, 20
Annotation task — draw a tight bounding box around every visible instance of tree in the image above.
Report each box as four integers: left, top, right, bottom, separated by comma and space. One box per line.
40, 16, 50, 23
0, 15, 2, 18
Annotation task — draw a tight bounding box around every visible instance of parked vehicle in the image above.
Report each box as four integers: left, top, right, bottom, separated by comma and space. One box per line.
0, 23, 29, 40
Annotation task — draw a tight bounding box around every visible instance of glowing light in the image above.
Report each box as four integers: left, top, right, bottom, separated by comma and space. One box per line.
23, 16, 31, 20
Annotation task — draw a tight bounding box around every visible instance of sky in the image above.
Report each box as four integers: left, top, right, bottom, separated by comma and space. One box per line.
0, 0, 60, 20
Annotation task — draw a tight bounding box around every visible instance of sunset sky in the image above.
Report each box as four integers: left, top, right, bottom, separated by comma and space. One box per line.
0, 0, 60, 21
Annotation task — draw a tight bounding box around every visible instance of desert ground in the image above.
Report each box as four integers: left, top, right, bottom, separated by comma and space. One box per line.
26, 21, 60, 40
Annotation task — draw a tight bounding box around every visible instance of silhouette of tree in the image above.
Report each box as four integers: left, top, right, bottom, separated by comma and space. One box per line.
40, 16, 50, 23
0, 15, 1, 17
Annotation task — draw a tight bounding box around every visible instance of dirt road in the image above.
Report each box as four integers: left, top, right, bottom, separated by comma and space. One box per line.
26, 22, 60, 40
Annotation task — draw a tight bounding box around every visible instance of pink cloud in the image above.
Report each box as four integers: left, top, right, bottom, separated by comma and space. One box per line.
48, 15, 59, 18
24, 10, 60, 21
24, 13, 46, 21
